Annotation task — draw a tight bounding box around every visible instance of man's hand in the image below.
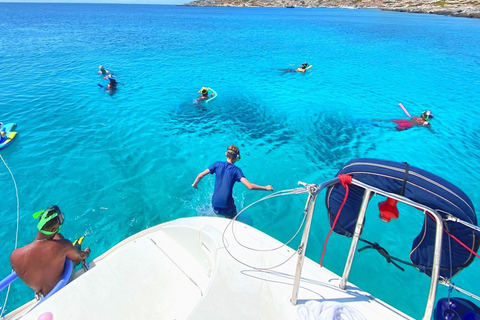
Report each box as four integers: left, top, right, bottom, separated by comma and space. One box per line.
265, 185, 273, 191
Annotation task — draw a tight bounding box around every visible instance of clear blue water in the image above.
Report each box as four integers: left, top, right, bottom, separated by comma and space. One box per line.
1, 3, 480, 318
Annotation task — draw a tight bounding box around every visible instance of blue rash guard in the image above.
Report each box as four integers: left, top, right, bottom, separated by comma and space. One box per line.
208, 161, 245, 217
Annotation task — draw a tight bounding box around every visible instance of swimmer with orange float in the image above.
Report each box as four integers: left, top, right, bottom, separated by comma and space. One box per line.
279, 62, 313, 74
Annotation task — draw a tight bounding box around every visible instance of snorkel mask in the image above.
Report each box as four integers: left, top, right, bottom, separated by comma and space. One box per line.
421, 110, 434, 122
227, 149, 241, 160
33, 205, 64, 235
201, 87, 208, 95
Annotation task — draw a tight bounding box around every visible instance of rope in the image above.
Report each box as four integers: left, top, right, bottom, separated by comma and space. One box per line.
320, 174, 351, 267
222, 187, 309, 270
0, 153, 20, 318
426, 211, 480, 260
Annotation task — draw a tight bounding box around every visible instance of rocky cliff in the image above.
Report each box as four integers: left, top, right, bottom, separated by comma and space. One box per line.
183, 0, 480, 18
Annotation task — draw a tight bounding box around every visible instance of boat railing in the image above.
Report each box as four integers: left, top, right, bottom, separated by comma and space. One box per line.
290, 177, 445, 320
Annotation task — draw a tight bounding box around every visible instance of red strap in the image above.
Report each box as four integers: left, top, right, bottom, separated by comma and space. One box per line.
444, 228, 480, 260
320, 174, 352, 267
425, 211, 480, 260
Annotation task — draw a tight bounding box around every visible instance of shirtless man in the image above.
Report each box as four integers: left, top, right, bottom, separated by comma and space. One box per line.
10, 205, 90, 298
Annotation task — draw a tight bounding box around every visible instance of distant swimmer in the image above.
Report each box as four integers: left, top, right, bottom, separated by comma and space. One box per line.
280, 62, 312, 74
105, 74, 117, 91
98, 65, 111, 75
196, 87, 214, 103
296, 62, 311, 73
374, 109, 434, 131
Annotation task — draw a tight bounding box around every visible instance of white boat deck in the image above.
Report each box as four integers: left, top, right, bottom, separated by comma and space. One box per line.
6, 217, 413, 320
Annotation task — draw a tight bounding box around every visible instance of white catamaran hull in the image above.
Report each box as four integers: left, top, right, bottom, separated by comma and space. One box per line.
7, 216, 412, 320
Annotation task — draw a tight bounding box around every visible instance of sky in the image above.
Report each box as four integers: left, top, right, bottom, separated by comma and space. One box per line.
0, 0, 188, 4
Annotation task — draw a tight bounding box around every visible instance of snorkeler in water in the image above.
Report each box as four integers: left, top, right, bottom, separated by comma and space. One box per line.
106, 75, 117, 91
98, 65, 111, 75
280, 62, 311, 74
374, 110, 434, 131
196, 87, 213, 102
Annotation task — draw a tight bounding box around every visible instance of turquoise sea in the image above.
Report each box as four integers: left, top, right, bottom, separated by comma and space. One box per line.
1, 3, 480, 318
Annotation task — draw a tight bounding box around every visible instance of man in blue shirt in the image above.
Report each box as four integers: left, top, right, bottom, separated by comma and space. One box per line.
192, 145, 273, 218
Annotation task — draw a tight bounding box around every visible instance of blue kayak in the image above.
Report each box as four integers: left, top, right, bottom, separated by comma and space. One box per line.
0, 123, 18, 150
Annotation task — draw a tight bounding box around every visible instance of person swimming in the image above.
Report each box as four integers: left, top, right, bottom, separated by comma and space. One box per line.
280, 62, 310, 74
98, 65, 111, 75
376, 110, 434, 131
105, 75, 117, 91
297, 62, 309, 73
196, 87, 213, 102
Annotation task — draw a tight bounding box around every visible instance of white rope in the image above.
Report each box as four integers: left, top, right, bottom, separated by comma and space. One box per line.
297, 301, 366, 320
0, 153, 20, 318
222, 187, 309, 270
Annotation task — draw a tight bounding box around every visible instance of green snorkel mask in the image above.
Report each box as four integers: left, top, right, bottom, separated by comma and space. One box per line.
33, 205, 64, 235
421, 110, 434, 122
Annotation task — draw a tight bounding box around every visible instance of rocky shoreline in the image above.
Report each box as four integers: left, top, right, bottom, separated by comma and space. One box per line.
183, 0, 480, 19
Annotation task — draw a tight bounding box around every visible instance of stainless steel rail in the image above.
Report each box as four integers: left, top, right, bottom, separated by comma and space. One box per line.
290, 177, 445, 320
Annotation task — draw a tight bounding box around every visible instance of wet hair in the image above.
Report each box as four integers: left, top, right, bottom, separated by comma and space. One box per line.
226, 145, 240, 160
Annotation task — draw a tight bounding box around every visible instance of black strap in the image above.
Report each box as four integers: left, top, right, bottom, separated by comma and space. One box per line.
400, 162, 410, 196
358, 239, 417, 271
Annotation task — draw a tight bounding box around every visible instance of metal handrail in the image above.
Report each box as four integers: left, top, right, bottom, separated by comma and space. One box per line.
290, 177, 446, 320
290, 178, 339, 304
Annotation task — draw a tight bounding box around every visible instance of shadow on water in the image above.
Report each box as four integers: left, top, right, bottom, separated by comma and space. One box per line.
301, 112, 380, 170
168, 96, 296, 151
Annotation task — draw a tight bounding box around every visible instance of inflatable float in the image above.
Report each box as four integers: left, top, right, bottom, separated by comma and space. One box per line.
0, 259, 73, 301
205, 87, 217, 104
0, 123, 17, 150
297, 65, 313, 72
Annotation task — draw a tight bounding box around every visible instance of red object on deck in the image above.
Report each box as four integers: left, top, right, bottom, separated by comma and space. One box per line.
378, 197, 399, 222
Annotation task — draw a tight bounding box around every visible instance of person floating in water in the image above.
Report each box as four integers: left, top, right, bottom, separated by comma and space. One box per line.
280, 62, 311, 74
296, 62, 310, 73
192, 145, 273, 219
0, 122, 5, 141
98, 65, 111, 75
374, 110, 433, 131
196, 87, 214, 103
105, 74, 117, 91
10, 205, 90, 298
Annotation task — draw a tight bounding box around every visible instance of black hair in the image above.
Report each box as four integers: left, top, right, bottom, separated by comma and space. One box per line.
41, 205, 62, 230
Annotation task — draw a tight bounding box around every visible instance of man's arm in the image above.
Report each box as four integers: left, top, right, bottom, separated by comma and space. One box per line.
65, 244, 90, 265
192, 169, 211, 189
240, 177, 273, 191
